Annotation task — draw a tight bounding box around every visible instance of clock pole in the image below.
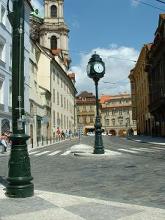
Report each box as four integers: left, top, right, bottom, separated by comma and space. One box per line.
87, 53, 105, 154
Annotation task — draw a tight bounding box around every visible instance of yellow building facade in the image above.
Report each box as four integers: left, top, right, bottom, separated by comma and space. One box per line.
129, 44, 152, 135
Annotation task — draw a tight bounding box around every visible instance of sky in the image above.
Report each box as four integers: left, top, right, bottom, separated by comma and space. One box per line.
31, 0, 165, 96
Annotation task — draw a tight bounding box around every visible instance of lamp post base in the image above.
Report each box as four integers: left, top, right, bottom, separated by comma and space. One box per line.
94, 116, 104, 154
5, 134, 34, 198
5, 183, 34, 198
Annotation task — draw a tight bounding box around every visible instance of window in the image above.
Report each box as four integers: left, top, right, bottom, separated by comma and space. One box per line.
90, 116, 93, 123
57, 73, 59, 84
112, 119, 115, 126
105, 119, 109, 126
83, 105, 86, 111
53, 89, 55, 103
118, 117, 123, 125
9, 80, 12, 107
64, 115, 66, 129
126, 118, 130, 126
61, 94, 63, 107
112, 109, 115, 115
53, 110, 55, 127
51, 36, 57, 50
53, 68, 55, 81
0, 5, 5, 25
64, 97, 66, 109
57, 112, 60, 126
51, 5, 57, 17
119, 109, 122, 115
61, 114, 63, 128
0, 77, 4, 104
57, 92, 59, 105
0, 36, 5, 62
67, 99, 68, 110
9, 45, 12, 67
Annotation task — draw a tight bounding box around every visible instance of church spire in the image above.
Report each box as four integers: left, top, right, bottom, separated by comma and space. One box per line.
40, 0, 70, 62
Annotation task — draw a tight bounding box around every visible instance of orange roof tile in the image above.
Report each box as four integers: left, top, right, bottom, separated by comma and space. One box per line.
100, 95, 111, 104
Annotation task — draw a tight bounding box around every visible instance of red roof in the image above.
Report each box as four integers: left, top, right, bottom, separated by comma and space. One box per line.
100, 95, 111, 104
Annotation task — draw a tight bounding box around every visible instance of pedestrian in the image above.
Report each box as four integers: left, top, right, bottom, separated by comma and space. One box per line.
56, 127, 61, 141
69, 129, 72, 140
65, 130, 68, 139
0, 133, 7, 153
61, 130, 65, 140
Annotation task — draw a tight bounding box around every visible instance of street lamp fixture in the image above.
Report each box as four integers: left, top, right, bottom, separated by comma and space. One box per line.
6, 0, 34, 198
87, 53, 105, 154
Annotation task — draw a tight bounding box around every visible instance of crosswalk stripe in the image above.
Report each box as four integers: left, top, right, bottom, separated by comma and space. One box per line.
151, 147, 165, 150
61, 150, 71, 156
48, 150, 61, 156
132, 148, 155, 152
34, 151, 50, 156
29, 151, 40, 155
118, 148, 139, 154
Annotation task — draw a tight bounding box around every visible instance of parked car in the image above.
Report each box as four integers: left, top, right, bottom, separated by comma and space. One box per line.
108, 133, 112, 136
102, 132, 107, 136
87, 132, 95, 136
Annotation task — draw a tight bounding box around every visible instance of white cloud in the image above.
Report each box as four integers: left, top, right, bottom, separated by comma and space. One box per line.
131, 0, 139, 7
31, 0, 44, 17
71, 46, 139, 96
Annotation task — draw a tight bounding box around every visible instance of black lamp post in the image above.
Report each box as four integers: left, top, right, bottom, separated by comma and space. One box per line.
6, 0, 34, 198
87, 53, 105, 154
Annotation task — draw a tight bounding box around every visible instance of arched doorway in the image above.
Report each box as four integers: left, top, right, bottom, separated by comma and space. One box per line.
109, 129, 116, 136
118, 129, 127, 137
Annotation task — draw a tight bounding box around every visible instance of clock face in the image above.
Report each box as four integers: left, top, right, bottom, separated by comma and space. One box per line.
93, 63, 104, 73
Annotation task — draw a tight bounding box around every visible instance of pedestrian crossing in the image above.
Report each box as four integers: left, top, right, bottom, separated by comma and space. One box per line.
29, 149, 71, 157
117, 146, 165, 155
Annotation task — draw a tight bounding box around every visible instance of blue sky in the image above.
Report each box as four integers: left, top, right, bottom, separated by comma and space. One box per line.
32, 0, 165, 95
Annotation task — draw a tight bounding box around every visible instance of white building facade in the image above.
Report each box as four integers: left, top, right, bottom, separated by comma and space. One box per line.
0, 0, 12, 134
0, 0, 32, 135
29, 0, 77, 146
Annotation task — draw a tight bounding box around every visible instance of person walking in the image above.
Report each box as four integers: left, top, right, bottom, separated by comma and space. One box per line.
0, 133, 7, 153
69, 129, 72, 140
56, 127, 61, 142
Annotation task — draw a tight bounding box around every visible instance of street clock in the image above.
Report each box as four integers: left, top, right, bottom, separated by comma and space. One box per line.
87, 53, 105, 80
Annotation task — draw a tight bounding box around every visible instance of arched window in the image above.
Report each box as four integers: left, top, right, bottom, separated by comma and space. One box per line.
51, 5, 57, 17
51, 36, 57, 50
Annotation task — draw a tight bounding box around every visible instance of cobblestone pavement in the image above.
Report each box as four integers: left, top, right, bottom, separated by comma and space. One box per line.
0, 136, 165, 219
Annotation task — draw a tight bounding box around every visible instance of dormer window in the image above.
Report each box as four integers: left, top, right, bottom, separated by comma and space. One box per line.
51, 5, 57, 17
51, 36, 57, 50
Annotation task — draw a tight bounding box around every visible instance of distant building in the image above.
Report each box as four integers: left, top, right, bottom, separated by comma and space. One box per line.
100, 94, 136, 136
146, 14, 165, 137
76, 91, 96, 134
129, 44, 152, 136
29, 0, 77, 146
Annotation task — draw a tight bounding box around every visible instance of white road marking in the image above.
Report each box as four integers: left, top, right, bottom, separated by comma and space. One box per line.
29, 151, 40, 155
118, 148, 140, 154
34, 151, 50, 156
132, 148, 155, 152
48, 150, 61, 156
61, 150, 71, 156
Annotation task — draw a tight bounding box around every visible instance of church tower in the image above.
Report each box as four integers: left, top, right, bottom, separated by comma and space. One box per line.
40, 0, 69, 61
